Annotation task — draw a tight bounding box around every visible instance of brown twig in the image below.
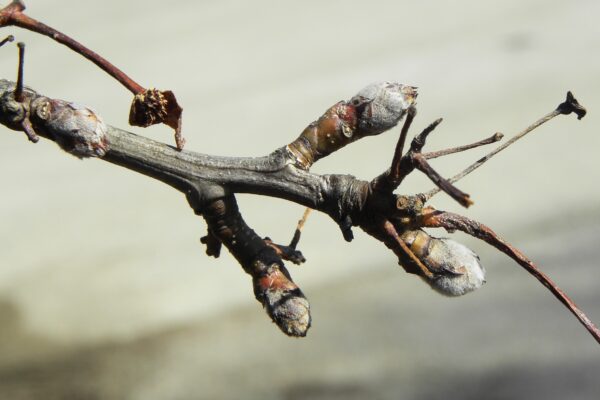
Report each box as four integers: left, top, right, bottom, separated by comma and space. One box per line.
0, 1, 186, 150
263, 208, 312, 265
371, 117, 473, 208
423, 132, 504, 159
424, 91, 587, 200
289, 208, 312, 249
419, 209, 600, 344
382, 220, 435, 278
412, 153, 473, 208
372, 117, 443, 192
0, 1, 144, 94
390, 106, 416, 180
13, 40, 24, 101
11, 41, 38, 142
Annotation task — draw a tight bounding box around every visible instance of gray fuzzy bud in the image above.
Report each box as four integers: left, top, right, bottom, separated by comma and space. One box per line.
31, 97, 109, 158
422, 238, 486, 297
350, 81, 417, 136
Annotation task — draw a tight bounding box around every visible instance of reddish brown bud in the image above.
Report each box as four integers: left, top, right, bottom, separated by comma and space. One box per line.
287, 81, 417, 169
253, 263, 311, 337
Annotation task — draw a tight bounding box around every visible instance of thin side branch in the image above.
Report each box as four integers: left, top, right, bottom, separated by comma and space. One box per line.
0, 1, 186, 149
412, 153, 472, 208
390, 106, 416, 180
382, 220, 435, 279
289, 207, 312, 249
0, 1, 143, 94
423, 132, 503, 159
424, 92, 587, 200
419, 208, 600, 344
201, 195, 310, 336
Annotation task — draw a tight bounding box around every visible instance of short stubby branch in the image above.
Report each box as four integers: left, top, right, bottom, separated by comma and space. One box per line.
200, 195, 311, 337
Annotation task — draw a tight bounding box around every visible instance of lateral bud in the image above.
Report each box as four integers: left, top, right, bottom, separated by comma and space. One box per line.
402, 230, 486, 296
30, 97, 109, 158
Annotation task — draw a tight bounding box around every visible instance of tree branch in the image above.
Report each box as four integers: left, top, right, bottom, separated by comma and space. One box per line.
0, 42, 596, 342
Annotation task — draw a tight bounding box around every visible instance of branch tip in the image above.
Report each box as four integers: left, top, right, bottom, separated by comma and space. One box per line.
11, 0, 25, 12
557, 91, 586, 120
411, 117, 443, 152
289, 207, 312, 249
423, 131, 505, 160
0, 34, 14, 47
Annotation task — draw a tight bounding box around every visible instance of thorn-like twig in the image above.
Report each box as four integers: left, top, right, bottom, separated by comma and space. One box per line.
14, 41, 24, 102
372, 117, 443, 193
390, 106, 416, 180
11, 40, 39, 142
420, 209, 600, 344
423, 132, 504, 160
410, 117, 443, 153
372, 116, 473, 208
424, 92, 587, 201
382, 220, 435, 278
289, 207, 312, 249
412, 153, 472, 208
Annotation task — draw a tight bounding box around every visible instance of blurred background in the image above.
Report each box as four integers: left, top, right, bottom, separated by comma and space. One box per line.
0, 0, 599, 398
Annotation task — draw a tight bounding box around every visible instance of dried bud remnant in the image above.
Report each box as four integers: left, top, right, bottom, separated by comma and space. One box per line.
129, 88, 184, 150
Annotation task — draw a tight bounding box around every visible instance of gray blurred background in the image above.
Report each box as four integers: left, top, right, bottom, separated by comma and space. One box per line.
0, 0, 599, 399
